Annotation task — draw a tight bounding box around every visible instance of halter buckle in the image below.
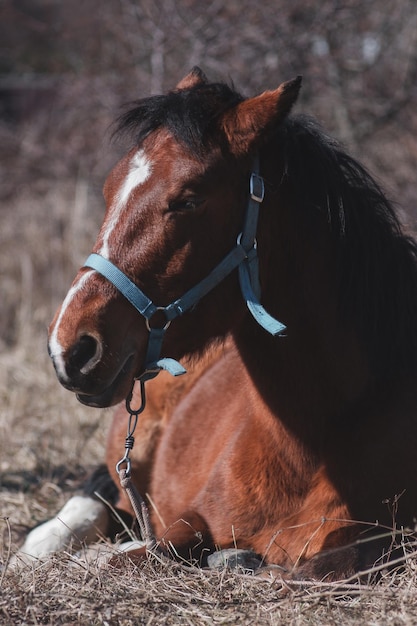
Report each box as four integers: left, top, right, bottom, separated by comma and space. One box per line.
250, 173, 264, 203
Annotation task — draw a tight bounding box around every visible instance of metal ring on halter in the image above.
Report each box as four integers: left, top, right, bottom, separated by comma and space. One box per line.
145, 306, 172, 332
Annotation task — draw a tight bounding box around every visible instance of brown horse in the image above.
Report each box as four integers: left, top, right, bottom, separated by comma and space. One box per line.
26, 68, 417, 579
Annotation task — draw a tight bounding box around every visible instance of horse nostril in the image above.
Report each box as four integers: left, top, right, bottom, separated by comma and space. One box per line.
67, 335, 102, 376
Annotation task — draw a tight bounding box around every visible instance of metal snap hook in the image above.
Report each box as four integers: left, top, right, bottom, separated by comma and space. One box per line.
116, 455, 132, 477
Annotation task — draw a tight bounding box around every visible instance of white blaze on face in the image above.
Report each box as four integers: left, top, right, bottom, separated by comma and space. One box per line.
99, 149, 152, 259
49, 270, 94, 381
49, 149, 151, 378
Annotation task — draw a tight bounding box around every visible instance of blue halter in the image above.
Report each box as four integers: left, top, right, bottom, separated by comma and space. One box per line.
83, 157, 286, 382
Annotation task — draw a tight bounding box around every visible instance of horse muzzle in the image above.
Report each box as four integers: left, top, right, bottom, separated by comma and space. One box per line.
48, 333, 137, 407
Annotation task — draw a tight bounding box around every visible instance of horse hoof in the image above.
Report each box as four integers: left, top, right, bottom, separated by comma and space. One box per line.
207, 548, 262, 572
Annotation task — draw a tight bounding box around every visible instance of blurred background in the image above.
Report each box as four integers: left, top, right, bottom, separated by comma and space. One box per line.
0, 1, 417, 484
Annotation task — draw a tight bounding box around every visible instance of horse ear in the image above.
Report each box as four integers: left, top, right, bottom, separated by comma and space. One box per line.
175, 66, 208, 90
222, 76, 302, 156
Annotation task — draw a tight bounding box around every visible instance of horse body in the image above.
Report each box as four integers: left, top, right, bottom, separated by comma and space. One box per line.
36, 67, 417, 579
144, 235, 410, 574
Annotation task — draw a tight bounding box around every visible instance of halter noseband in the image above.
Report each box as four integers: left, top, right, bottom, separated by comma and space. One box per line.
83, 157, 286, 383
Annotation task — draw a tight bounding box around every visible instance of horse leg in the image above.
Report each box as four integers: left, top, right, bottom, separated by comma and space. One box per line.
250, 467, 360, 580
108, 509, 214, 568
9, 490, 111, 567
11, 371, 179, 567
10, 394, 158, 568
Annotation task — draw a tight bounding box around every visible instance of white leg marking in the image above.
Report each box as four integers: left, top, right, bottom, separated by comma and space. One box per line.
69, 540, 147, 568
48, 271, 94, 381
100, 149, 151, 259
10, 496, 109, 566
117, 540, 146, 552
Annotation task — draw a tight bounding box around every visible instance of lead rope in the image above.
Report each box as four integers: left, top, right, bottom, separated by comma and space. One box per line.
116, 379, 158, 553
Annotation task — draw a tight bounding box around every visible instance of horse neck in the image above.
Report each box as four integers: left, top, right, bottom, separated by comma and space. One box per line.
232, 170, 371, 440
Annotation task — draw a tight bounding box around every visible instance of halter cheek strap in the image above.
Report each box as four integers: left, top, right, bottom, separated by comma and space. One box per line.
83, 157, 286, 381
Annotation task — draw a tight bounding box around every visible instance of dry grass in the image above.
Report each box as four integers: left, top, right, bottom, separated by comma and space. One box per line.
2, 529, 417, 625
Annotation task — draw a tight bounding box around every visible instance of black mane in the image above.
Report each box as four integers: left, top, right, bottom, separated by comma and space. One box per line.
115, 81, 243, 155
279, 115, 417, 376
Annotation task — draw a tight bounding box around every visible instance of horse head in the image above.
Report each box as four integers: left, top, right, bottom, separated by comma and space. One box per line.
48, 69, 301, 407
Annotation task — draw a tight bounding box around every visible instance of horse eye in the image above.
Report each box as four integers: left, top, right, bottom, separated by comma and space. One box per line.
168, 198, 200, 212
